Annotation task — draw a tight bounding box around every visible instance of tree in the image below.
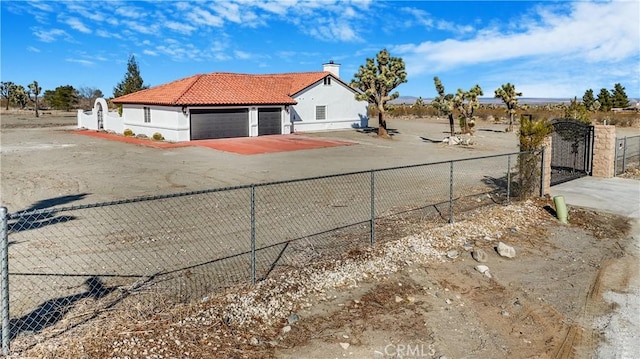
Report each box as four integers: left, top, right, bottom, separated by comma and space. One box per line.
351, 49, 407, 137
611, 83, 629, 108
44, 85, 79, 111
582, 89, 596, 112
1, 81, 16, 110
563, 97, 590, 123
597, 88, 612, 112
28, 81, 42, 117
494, 83, 522, 132
454, 84, 483, 134
113, 54, 148, 98
78, 86, 104, 109
413, 97, 425, 118
432, 77, 456, 136
12, 85, 29, 109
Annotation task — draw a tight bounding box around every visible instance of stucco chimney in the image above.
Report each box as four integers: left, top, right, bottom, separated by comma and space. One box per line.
323, 60, 340, 78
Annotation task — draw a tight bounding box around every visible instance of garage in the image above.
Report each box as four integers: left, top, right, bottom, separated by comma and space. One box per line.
258, 108, 282, 136
190, 109, 249, 140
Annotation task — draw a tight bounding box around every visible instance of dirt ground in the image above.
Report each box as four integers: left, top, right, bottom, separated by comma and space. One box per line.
13, 198, 638, 359
1, 112, 639, 358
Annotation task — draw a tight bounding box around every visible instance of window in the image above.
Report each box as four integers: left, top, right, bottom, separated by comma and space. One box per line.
315, 105, 326, 120
323, 77, 331, 86
143, 107, 151, 123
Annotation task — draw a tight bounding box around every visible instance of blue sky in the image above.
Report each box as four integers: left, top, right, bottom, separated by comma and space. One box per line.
1, 0, 639, 99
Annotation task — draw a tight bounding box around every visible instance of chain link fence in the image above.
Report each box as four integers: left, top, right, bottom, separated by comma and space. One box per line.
615, 135, 640, 175
0, 150, 542, 354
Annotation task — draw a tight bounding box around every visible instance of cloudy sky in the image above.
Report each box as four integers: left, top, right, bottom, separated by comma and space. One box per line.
1, 0, 638, 99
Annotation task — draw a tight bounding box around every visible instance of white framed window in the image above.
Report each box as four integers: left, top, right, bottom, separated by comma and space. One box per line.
315, 105, 326, 120
143, 107, 151, 123
323, 77, 331, 86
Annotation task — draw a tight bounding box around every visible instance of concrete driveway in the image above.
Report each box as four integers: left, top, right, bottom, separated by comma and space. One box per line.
550, 176, 640, 219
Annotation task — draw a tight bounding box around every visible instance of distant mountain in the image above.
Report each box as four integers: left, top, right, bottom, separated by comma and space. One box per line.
389, 97, 640, 106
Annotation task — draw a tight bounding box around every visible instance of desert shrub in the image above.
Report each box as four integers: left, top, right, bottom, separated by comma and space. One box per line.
123, 128, 134, 137
152, 132, 164, 141
516, 116, 553, 199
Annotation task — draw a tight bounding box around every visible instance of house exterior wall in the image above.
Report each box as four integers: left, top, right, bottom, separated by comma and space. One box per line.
122, 105, 190, 142
77, 98, 122, 132
290, 80, 368, 132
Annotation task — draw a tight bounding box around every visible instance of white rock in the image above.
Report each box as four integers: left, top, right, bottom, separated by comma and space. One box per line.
446, 250, 459, 259
475, 265, 492, 278
340, 342, 350, 350
497, 242, 516, 258
395, 295, 403, 303
282, 326, 291, 334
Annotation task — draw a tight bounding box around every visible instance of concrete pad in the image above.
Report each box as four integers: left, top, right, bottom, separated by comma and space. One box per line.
550, 177, 640, 219
75, 130, 354, 154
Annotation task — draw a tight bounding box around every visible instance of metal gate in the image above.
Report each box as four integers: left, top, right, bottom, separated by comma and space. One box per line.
550, 119, 594, 185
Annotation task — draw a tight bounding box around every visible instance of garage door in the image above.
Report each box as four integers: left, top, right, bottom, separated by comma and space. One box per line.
258, 108, 282, 136
190, 109, 249, 140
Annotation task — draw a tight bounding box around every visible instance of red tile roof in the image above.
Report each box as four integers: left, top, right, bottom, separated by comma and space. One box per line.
111, 71, 351, 106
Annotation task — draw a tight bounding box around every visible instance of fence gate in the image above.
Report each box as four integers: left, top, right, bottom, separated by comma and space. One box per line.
550, 119, 594, 185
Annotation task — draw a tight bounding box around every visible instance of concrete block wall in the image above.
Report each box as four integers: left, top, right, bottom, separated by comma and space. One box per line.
542, 136, 552, 196
592, 125, 616, 178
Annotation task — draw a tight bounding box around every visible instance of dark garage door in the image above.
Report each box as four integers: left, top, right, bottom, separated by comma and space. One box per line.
258, 108, 282, 136
190, 108, 249, 140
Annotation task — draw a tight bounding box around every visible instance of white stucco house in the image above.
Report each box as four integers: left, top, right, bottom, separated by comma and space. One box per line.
77, 62, 369, 142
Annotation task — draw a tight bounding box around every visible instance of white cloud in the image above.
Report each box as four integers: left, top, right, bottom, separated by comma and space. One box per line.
28, 0, 53, 12
65, 3, 104, 22
66, 58, 95, 66
27, 46, 41, 53
143, 49, 158, 56
165, 21, 196, 35
234, 50, 252, 60
186, 7, 224, 27
33, 28, 70, 42
65, 17, 91, 34
115, 6, 144, 19
396, 1, 640, 76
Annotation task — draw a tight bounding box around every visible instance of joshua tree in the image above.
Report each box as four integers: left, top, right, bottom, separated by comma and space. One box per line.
454, 84, 483, 134
432, 77, 456, 136
28, 80, 42, 117
351, 49, 407, 137
495, 83, 522, 132
1, 81, 16, 110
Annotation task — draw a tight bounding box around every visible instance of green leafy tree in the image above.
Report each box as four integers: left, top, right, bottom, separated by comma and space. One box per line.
432, 77, 456, 136
44, 85, 79, 111
563, 97, 590, 123
113, 55, 148, 98
28, 81, 42, 117
494, 83, 522, 132
351, 49, 407, 137
611, 83, 629, 108
582, 89, 596, 112
1, 81, 16, 110
597, 88, 612, 112
454, 84, 483, 134
12, 85, 29, 109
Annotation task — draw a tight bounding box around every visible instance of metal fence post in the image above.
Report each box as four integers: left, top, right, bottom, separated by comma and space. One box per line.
1, 207, 9, 356
622, 137, 627, 174
506, 155, 511, 203
614, 138, 619, 176
539, 147, 546, 197
250, 186, 256, 285
370, 170, 375, 246
449, 161, 454, 224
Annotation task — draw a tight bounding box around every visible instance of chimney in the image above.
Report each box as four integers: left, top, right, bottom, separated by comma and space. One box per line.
323, 60, 340, 78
